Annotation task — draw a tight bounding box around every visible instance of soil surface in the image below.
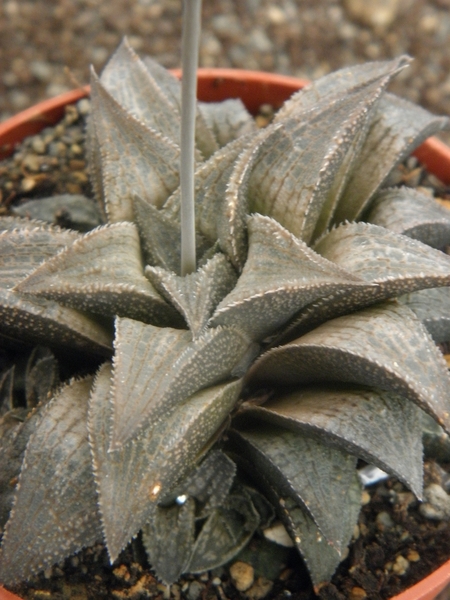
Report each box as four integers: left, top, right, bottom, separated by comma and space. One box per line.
1, 0, 450, 129
1, 95, 450, 600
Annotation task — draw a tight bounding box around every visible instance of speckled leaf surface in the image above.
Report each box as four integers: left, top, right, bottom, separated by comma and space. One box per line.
366, 187, 450, 248
273, 480, 361, 588
162, 133, 252, 247
230, 425, 357, 550
12, 194, 104, 232
0, 221, 80, 289
247, 68, 396, 244
172, 450, 236, 510
333, 93, 450, 223
89, 71, 181, 221
0, 376, 101, 586
210, 214, 365, 340
15, 222, 180, 326
247, 302, 450, 434
187, 485, 260, 574
89, 362, 243, 561
142, 498, 196, 585
275, 57, 410, 120
315, 222, 450, 301
110, 318, 251, 448
241, 385, 423, 497
199, 98, 256, 148
0, 289, 113, 355
146, 253, 237, 338
401, 287, 450, 344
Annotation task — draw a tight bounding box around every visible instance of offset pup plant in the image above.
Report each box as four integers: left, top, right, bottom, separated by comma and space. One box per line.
1, 5, 450, 594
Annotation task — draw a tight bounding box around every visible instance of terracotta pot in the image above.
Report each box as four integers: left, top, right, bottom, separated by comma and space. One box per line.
0, 69, 449, 600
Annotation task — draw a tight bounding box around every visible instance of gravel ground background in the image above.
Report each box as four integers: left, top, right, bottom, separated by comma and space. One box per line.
2, 0, 450, 123
1, 0, 450, 598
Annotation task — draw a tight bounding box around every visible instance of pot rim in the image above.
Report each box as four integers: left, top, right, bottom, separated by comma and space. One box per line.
0, 67, 449, 600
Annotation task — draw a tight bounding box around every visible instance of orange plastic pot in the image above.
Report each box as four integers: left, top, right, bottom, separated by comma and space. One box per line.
0, 69, 449, 600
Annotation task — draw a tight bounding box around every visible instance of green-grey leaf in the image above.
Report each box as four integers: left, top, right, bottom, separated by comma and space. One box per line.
110, 318, 251, 448
230, 425, 357, 551
0, 289, 113, 356
142, 498, 196, 585
315, 222, 450, 300
25, 347, 59, 407
146, 253, 237, 338
0, 376, 101, 585
332, 93, 450, 223
12, 194, 104, 233
15, 222, 181, 326
187, 485, 260, 573
247, 302, 450, 434
273, 483, 361, 588
89, 362, 243, 561
366, 187, 450, 248
275, 56, 410, 121
199, 98, 257, 147
210, 214, 366, 341
400, 287, 450, 343
89, 70, 181, 221
0, 221, 80, 289
241, 385, 423, 497
248, 67, 398, 244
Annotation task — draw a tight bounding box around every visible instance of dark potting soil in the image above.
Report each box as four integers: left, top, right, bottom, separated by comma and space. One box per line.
1, 101, 450, 600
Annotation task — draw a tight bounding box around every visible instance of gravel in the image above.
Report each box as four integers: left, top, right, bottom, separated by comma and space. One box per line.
1, 0, 450, 124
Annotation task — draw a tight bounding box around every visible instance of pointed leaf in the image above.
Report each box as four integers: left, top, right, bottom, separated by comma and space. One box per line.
0, 376, 101, 585
89, 70, 181, 221
275, 56, 410, 121
12, 194, 104, 232
247, 302, 450, 434
241, 385, 423, 497
366, 187, 450, 248
142, 498, 196, 585
199, 98, 257, 147
89, 362, 242, 561
188, 485, 260, 573
315, 222, 450, 299
210, 214, 365, 341
248, 65, 400, 244
173, 450, 236, 510
25, 347, 59, 407
110, 318, 251, 448
146, 253, 237, 338
271, 482, 361, 588
230, 425, 357, 551
0, 289, 113, 355
15, 223, 181, 326
0, 222, 80, 289
163, 133, 252, 246
332, 93, 450, 223
401, 287, 450, 343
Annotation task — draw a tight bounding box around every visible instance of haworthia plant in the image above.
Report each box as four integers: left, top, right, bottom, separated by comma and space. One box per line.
1, 35, 450, 592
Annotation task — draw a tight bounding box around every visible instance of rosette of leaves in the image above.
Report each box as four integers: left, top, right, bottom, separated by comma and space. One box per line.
1, 39, 450, 590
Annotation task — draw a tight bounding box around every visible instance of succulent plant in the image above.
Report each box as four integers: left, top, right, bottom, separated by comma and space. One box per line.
1, 38, 450, 592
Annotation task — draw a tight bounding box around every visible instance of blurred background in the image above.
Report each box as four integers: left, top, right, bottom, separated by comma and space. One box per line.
1, 0, 450, 123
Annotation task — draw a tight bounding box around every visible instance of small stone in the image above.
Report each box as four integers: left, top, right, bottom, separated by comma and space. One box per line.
392, 555, 409, 576
420, 484, 450, 520
229, 561, 255, 592
20, 177, 37, 192
211, 577, 222, 586
31, 136, 47, 154
349, 586, 367, 600
343, 0, 400, 30
407, 549, 420, 562
22, 154, 42, 172
376, 510, 394, 530
246, 577, 273, 600
263, 520, 295, 547
361, 490, 371, 505
187, 580, 204, 600
77, 98, 91, 115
